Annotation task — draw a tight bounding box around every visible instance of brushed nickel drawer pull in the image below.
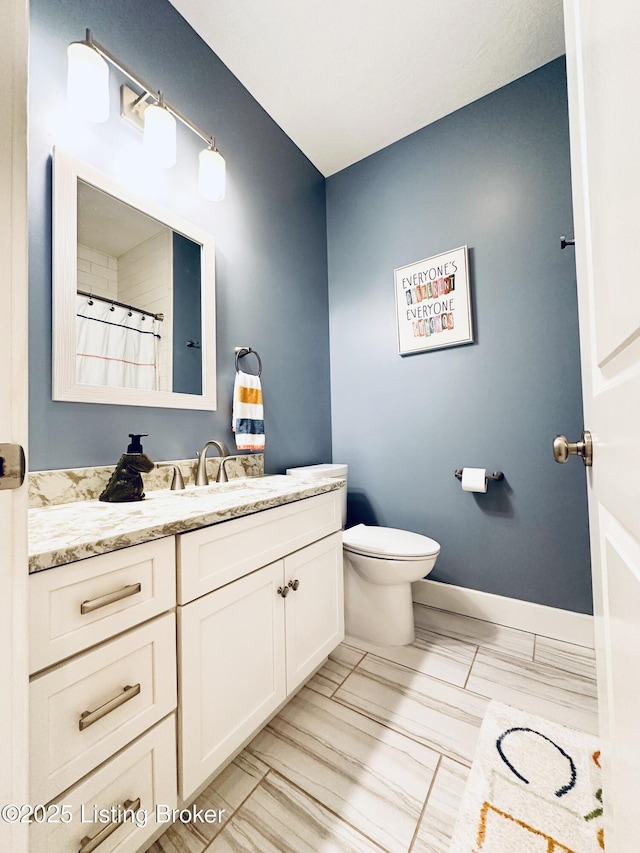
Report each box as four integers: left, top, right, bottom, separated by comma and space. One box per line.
78, 797, 141, 853
80, 583, 142, 614
79, 683, 141, 731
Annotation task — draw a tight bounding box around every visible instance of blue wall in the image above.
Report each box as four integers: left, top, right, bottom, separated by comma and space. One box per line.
29, 0, 332, 474
326, 59, 593, 614
29, 5, 591, 614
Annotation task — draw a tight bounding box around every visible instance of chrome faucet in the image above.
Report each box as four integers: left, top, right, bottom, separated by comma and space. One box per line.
195, 440, 230, 485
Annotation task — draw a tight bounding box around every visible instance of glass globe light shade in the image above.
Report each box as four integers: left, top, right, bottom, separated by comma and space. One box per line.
67, 42, 110, 123
144, 103, 177, 169
198, 147, 226, 201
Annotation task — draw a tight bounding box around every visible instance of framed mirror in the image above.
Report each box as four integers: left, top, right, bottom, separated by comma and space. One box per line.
52, 148, 216, 409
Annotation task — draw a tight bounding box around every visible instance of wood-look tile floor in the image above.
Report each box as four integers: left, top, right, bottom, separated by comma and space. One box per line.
148, 603, 598, 853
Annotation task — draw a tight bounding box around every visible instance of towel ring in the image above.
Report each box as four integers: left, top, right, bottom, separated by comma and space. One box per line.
235, 346, 262, 377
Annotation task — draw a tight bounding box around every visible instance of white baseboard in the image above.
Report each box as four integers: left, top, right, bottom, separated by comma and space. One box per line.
412, 579, 594, 648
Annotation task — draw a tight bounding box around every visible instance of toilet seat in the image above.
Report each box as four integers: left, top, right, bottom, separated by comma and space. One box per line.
342, 524, 440, 561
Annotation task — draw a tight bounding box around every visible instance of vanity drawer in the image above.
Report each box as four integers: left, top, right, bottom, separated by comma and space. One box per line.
29, 537, 176, 673
177, 490, 341, 603
30, 714, 177, 853
30, 612, 176, 804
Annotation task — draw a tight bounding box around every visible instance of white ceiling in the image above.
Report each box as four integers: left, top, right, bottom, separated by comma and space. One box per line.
168, 0, 566, 177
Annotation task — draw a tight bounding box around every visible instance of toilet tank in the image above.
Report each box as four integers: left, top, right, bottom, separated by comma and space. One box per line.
285, 463, 347, 526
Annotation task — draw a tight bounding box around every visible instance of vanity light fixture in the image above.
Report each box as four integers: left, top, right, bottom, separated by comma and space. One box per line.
66, 29, 226, 198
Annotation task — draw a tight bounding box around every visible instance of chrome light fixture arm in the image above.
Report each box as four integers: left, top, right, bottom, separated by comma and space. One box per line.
77, 29, 218, 152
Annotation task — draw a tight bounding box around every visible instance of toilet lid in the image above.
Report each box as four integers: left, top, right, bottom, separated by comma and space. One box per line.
342, 524, 440, 559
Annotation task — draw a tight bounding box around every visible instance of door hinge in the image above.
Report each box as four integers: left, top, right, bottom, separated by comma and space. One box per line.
0, 443, 26, 490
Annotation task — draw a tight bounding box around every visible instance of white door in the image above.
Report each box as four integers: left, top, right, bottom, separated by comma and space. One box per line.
563, 3, 640, 851
0, 0, 29, 850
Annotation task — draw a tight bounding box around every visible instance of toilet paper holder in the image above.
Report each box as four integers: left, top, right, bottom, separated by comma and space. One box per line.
454, 469, 504, 483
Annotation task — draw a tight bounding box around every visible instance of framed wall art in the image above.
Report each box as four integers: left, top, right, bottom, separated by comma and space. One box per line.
394, 245, 473, 355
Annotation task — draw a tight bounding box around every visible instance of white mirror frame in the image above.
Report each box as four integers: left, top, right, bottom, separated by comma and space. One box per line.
52, 147, 217, 410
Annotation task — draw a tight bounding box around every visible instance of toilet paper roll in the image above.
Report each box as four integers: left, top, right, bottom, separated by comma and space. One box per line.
461, 467, 487, 493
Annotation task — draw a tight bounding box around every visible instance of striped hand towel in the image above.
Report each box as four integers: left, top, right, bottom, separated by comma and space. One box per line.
232, 370, 265, 451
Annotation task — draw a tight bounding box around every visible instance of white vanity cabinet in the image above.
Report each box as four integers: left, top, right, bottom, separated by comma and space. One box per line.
27, 482, 345, 850
28, 538, 178, 853
177, 491, 344, 801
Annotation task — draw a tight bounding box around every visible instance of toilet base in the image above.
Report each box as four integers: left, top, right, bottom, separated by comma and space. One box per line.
344, 558, 415, 646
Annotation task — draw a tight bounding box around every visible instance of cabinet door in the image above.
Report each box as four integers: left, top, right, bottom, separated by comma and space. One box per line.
178, 560, 286, 801
284, 532, 344, 694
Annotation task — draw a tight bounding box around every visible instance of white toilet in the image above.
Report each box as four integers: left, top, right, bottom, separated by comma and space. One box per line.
342, 524, 440, 645
286, 463, 441, 647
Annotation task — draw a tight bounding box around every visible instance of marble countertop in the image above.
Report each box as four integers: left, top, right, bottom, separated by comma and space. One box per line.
29, 474, 344, 573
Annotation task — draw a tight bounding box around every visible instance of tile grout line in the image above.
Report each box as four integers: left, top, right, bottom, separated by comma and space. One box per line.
257, 766, 389, 852
414, 604, 538, 642
328, 647, 496, 759
339, 643, 516, 709
326, 673, 441, 753
462, 644, 480, 691
413, 620, 536, 660
346, 648, 479, 692
327, 648, 368, 697
327, 689, 475, 769
198, 760, 275, 849
407, 752, 443, 853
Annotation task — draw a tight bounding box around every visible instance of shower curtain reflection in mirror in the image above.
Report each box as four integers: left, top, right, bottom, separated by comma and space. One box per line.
76, 294, 161, 391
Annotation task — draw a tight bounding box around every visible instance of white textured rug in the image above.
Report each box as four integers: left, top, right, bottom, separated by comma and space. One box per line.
450, 701, 604, 852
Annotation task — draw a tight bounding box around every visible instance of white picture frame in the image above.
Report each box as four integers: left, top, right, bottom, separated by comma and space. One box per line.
394, 245, 473, 355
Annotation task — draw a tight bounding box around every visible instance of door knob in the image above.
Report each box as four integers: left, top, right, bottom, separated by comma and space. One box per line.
553, 430, 593, 466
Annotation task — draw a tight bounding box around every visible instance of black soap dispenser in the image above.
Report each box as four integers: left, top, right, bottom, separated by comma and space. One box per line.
99, 434, 155, 502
